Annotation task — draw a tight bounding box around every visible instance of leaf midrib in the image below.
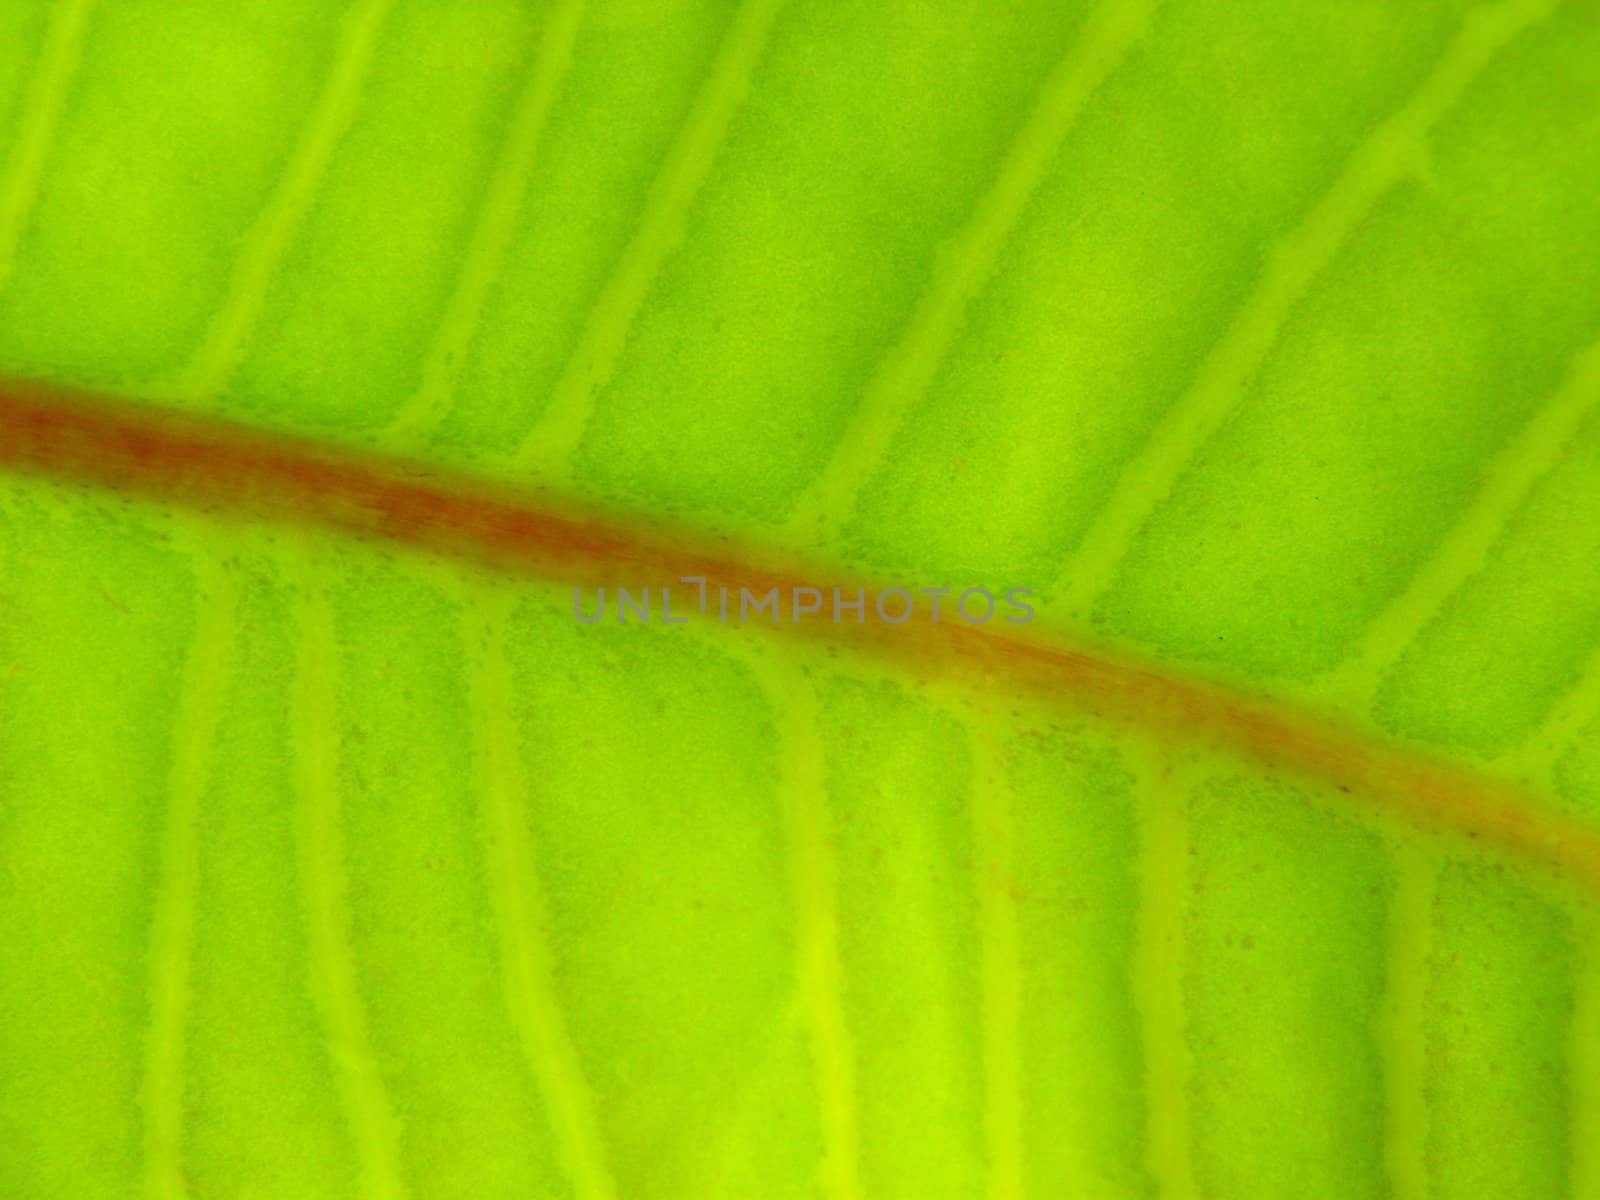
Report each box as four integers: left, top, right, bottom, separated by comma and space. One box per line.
2, 373, 1596, 898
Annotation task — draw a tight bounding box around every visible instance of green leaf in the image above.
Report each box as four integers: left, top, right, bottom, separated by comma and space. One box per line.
1, 1, 1599, 1197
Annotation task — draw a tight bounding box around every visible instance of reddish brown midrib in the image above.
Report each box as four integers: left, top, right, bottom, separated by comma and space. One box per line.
3, 374, 1597, 891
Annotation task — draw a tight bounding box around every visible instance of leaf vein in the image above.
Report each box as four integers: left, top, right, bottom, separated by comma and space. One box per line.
970, 712, 1025, 1200
140, 542, 237, 1200
1055, 0, 1563, 616
512, 0, 789, 480
178, 0, 395, 397
387, 0, 589, 447
1328, 329, 1600, 710
459, 582, 620, 1200
7, 380, 1600, 891
1500, 639, 1600, 788
785, 0, 1157, 545
286, 543, 410, 1200
733, 644, 864, 1200
0, 0, 98, 297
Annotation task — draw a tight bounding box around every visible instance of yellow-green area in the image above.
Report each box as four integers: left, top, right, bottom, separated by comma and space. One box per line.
1, 0, 1600, 1197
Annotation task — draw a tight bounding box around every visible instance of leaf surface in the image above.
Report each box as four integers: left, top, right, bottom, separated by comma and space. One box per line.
1, 1, 1599, 1197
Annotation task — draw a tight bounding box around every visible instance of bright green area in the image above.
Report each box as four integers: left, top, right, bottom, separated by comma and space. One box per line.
0, 482, 194, 1195
230, 0, 549, 432
184, 549, 360, 1199
503, 597, 818, 1198
1, 0, 1599, 1197
0, 4, 50, 164
1426, 864, 1575, 1198
332, 561, 574, 1198
1380, 408, 1600, 756
1007, 729, 1148, 1195
0, 0, 349, 385
440, 0, 742, 459
816, 678, 984, 1200
579, 1, 1094, 519
1185, 774, 1390, 1199
845, 0, 1464, 583
1102, 0, 1600, 680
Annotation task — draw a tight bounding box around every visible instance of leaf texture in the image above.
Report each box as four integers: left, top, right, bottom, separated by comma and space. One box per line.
2, 1, 1600, 1197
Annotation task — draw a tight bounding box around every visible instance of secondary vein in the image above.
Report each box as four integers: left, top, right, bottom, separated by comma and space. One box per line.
1055, 0, 1564, 618
140, 539, 237, 1200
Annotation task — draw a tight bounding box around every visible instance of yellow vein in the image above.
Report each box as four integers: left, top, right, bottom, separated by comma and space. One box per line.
1572, 909, 1600, 1200
784, 0, 1156, 545
0, 0, 97, 295
387, 0, 588, 446
1055, 0, 1561, 617
140, 543, 237, 1200
970, 711, 1025, 1200
1378, 837, 1434, 1200
286, 544, 410, 1200
1499, 638, 1600, 791
178, 0, 394, 396
512, 0, 789, 479
732, 643, 863, 1200
459, 583, 620, 1200
1327, 333, 1600, 711
1131, 750, 1198, 1200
